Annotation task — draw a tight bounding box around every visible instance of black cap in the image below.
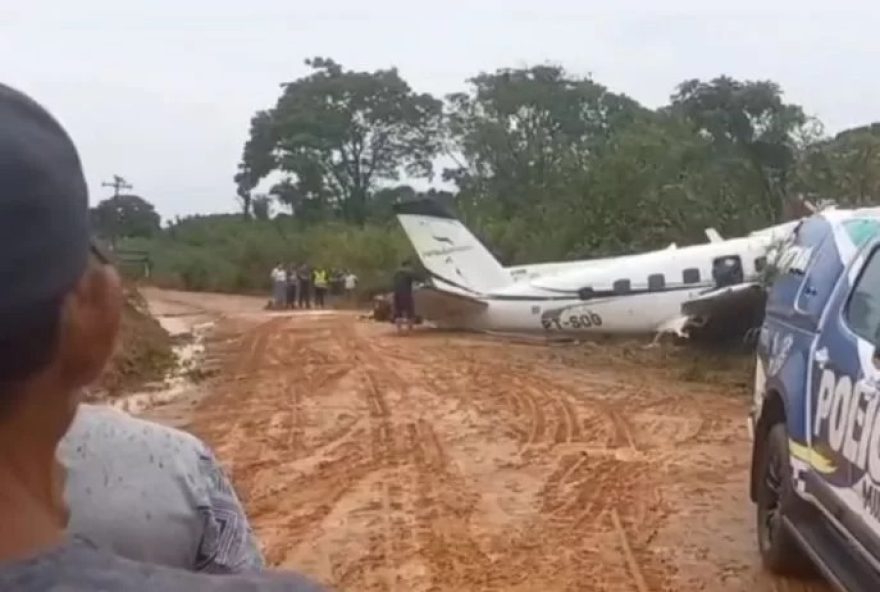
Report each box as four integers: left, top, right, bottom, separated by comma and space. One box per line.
0, 84, 90, 314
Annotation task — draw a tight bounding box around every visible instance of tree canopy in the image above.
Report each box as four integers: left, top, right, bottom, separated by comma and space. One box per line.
231, 60, 880, 267
237, 57, 443, 224
91, 194, 161, 242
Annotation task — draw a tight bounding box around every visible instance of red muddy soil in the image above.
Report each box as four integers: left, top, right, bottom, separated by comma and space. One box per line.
144, 289, 828, 592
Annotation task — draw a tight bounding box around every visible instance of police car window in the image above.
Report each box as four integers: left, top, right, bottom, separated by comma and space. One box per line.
647, 274, 665, 291
843, 218, 880, 249
845, 250, 880, 345
613, 279, 631, 294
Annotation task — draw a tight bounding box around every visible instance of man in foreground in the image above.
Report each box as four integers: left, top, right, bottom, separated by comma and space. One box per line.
0, 83, 324, 590
59, 404, 264, 573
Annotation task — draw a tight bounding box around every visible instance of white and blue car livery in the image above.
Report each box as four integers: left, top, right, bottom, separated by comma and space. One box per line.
751, 206, 880, 591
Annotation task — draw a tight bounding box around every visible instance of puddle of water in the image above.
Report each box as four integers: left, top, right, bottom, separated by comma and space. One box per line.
111, 318, 214, 416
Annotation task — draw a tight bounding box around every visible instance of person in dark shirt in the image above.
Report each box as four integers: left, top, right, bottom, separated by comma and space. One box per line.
392, 260, 417, 332
0, 83, 324, 591
297, 264, 312, 309
286, 263, 298, 310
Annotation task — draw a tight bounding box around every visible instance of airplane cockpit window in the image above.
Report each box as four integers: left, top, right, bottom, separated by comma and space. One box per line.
712, 255, 744, 288
647, 274, 665, 291
682, 268, 700, 284
578, 287, 595, 300
613, 279, 631, 294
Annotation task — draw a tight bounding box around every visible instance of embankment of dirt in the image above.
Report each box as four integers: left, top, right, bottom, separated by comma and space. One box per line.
93, 285, 176, 397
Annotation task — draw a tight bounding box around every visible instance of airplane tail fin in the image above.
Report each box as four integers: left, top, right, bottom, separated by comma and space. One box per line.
393, 199, 511, 294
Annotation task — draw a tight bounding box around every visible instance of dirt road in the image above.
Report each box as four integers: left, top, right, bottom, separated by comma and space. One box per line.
144, 289, 828, 592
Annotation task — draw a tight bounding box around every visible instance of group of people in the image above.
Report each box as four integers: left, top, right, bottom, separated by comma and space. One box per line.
0, 84, 324, 590
270, 264, 357, 310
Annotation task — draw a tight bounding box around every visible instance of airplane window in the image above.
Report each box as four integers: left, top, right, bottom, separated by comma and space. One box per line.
578, 287, 594, 300
613, 279, 631, 294
712, 255, 744, 287
648, 274, 665, 291
755, 256, 767, 273
682, 268, 700, 284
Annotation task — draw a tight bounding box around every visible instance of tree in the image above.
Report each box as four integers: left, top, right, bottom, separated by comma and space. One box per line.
670, 76, 809, 222
91, 195, 161, 242
238, 58, 444, 224
251, 195, 272, 221
234, 110, 276, 219
445, 65, 647, 219
795, 123, 880, 206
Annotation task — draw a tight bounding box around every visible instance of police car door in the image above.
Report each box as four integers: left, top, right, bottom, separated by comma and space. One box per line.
810, 237, 880, 558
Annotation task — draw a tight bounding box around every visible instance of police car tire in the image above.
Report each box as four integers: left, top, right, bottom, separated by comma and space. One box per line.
756, 423, 811, 575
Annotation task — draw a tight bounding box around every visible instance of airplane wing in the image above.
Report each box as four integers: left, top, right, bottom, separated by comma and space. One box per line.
681, 282, 765, 318
413, 285, 487, 323
679, 282, 767, 339
655, 283, 764, 338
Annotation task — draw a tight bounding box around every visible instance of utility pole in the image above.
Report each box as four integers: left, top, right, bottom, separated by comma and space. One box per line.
100, 175, 132, 249
101, 174, 132, 198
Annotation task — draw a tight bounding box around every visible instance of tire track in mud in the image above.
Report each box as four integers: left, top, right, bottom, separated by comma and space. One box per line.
175, 304, 830, 592
193, 315, 386, 572
368, 336, 669, 588
350, 331, 497, 590
329, 326, 423, 590
407, 418, 494, 590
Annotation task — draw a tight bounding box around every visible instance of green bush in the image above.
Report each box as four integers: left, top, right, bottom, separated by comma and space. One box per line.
120, 216, 413, 298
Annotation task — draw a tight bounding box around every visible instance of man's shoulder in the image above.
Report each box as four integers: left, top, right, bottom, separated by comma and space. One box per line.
62, 404, 206, 456
0, 540, 326, 591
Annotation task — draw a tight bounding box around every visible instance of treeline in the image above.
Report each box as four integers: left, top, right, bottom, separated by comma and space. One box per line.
235, 58, 880, 263
99, 58, 880, 293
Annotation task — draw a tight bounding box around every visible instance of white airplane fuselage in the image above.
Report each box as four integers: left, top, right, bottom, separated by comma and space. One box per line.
395, 199, 799, 335
420, 224, 791, 334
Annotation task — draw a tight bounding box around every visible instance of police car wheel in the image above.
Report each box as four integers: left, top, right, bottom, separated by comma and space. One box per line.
756, 423, 811, 575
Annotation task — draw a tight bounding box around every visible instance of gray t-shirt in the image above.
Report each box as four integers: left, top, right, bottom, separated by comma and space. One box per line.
0, 537, 325, 591
57, 404, 263, 573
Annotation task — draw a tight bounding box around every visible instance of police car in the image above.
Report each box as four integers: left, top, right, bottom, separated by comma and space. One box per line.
751, 206, 880, 590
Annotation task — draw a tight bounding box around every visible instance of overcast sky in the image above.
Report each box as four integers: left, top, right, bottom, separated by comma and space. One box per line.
2, 1, 878, 220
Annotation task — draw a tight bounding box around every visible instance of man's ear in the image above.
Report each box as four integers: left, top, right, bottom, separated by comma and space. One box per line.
56, 262, 123, 389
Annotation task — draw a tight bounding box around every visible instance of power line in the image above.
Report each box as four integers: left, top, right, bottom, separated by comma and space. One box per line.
99, 175, 133, 249
101, 174, 133, 198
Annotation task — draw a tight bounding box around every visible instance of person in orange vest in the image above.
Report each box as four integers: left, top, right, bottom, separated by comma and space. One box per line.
313, 267, 329, 308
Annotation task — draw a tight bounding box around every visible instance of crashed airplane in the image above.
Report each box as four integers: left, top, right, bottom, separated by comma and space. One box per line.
393, 198, 799, 337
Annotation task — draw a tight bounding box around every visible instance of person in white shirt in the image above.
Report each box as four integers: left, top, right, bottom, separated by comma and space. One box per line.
58, 404, 265, 573
343, 270, 358, 306
270, 264, 287, 309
